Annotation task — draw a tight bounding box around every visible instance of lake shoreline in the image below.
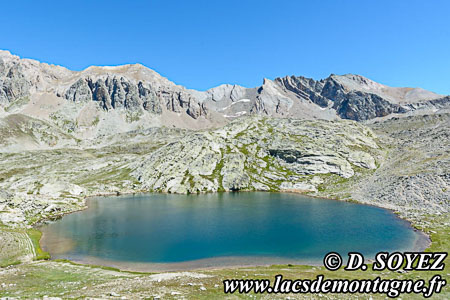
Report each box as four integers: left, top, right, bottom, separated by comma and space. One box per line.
45, 233, 430, 273
38, 191, 431, 273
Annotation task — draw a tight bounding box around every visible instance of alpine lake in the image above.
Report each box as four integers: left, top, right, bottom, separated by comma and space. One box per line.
40, 192, 425, 271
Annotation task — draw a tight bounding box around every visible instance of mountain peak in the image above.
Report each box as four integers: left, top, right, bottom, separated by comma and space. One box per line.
0, 50, 448, 126
329, 73, 442, 104
0, 50, 13, 57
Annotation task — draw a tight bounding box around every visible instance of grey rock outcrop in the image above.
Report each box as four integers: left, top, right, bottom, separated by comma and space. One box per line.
274, 75, 329, 107
132, 116, 380, 193
0, 59, 31, 106
64, 76, 164, 113
65, 78, 92, 103
352, 113, 450, 217
62, 74, 208, 117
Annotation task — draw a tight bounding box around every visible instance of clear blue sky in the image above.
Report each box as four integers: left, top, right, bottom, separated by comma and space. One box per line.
2, 0, 449, 94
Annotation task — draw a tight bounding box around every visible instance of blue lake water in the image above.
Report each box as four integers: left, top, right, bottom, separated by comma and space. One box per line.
40, 192, 423, 270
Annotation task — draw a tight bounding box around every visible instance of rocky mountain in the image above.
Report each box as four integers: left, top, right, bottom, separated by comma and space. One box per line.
0, 50, 224, 143
1, 49, 449, 144
0, 51, 203, 113
199, 74, 448, 121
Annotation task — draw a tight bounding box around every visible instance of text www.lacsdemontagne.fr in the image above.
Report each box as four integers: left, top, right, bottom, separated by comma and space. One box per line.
223, 275, 446, 298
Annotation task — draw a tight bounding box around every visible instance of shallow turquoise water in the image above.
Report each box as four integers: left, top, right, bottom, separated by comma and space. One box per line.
40, 192, 420, 265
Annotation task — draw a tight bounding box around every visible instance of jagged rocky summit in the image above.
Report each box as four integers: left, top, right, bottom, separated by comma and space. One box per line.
1, 50, 448, 136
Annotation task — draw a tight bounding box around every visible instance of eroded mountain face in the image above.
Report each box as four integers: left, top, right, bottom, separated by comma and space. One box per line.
0, 59, 32, 106
202, 74, 447, 121
0, 49, 449, 152
62, 76, 207, 119
0, 51, 209, 124
1, 50, 449, 129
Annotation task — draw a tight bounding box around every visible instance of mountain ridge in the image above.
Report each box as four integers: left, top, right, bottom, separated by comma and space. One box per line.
1, 50, 449, 138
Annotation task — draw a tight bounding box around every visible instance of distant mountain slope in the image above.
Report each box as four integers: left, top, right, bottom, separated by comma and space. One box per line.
0, 50, 448, 140
199, 74, 447, 121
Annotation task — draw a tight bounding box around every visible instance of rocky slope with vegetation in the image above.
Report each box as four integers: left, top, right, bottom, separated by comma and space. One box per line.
133, 117, 379, 194
0, 50, 448, 298
0, 112, 447, 228
0, 112, 448, 299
